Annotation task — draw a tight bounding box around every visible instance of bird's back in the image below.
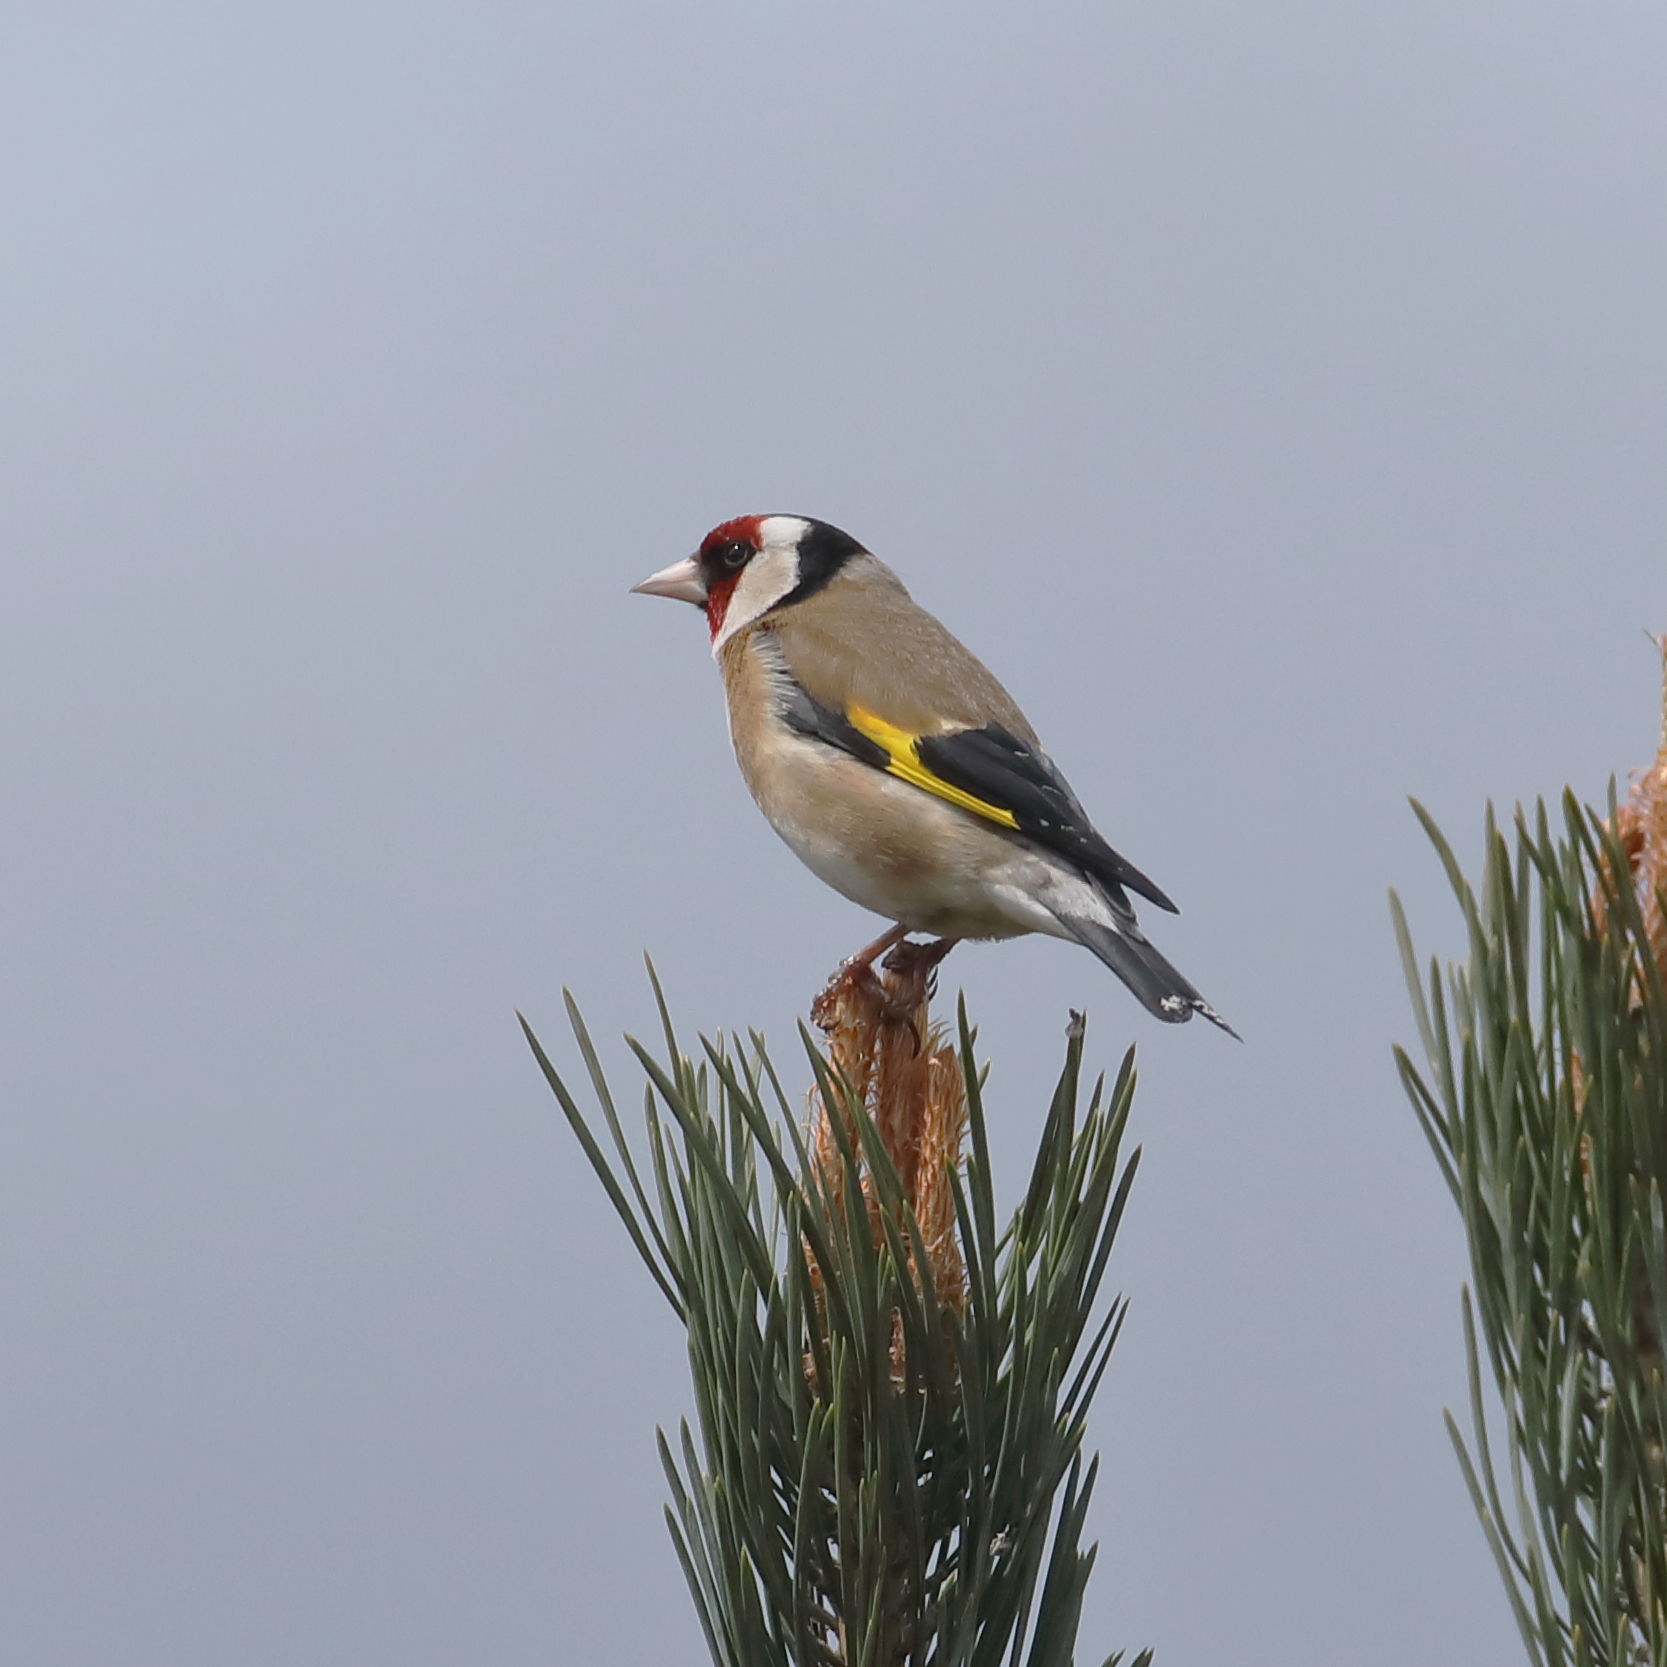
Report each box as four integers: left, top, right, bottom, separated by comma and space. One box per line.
761, 555, 1040, 745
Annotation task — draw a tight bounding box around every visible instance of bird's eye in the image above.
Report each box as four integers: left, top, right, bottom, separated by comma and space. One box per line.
719, 540, 751, 572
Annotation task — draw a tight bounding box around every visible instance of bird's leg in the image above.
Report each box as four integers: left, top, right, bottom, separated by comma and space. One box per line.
811, 923, 909, 1032
812, 928, 960, 1041
845, 922, 910, 974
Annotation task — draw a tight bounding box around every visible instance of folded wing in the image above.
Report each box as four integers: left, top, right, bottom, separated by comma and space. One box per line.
777, 673, 1178, 914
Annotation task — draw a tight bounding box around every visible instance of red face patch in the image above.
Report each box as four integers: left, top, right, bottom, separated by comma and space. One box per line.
704, 573, 741, 641
696, 514, 765, 642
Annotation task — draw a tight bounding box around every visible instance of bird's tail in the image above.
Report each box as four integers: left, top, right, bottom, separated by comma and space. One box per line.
1050, 906, 1240, 1039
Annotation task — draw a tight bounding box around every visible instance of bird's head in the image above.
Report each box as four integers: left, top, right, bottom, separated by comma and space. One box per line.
632, 514, 864, 649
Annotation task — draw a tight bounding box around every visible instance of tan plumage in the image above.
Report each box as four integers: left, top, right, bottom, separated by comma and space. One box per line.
762, 555, 1039, 744
719, 626, 1039, 941
632, 513, 1236, 1035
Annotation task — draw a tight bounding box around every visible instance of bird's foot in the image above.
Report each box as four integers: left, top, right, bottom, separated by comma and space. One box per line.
876, 936, 958, 1041
812, 926, 949, 1035
880, 935, 959, 982
812, 924, 910, 1027
844, 923, 910, 976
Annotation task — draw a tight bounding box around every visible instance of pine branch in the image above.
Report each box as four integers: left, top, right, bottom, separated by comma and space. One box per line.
1392, 643, 1667, 1666
523, 950, 1149, 1666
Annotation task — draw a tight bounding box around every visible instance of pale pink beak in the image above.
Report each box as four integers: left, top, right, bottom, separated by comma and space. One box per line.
630, 555, 707, 606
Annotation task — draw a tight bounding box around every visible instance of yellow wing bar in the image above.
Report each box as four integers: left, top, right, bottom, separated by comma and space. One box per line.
845, 705, 1020, 829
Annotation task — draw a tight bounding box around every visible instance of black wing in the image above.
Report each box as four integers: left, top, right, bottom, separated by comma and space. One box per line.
915, 722, 1179, 913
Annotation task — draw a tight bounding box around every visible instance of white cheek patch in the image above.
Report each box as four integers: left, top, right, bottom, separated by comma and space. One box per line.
711, 546, 802, 654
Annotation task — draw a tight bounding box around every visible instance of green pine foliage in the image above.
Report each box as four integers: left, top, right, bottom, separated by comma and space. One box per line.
1394, 792, 1667, 1666
522, 968, 1151, 1667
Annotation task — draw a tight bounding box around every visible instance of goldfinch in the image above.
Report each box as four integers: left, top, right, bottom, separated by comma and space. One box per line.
633, 514, 1235, 1035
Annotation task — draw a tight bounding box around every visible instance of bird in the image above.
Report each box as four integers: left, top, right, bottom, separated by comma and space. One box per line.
632, 514, 1236, 1036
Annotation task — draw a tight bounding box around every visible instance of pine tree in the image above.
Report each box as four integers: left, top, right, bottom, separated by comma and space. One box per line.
1393, 646, 1667, 1665
523, 945, 1151, 1667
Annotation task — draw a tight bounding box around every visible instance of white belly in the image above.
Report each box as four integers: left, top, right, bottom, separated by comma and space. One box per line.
753, 736, 1071, 941
770, 809, 1017, 936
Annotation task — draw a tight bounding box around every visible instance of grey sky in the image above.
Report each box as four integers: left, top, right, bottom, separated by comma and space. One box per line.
3, 2, 1664, 1661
